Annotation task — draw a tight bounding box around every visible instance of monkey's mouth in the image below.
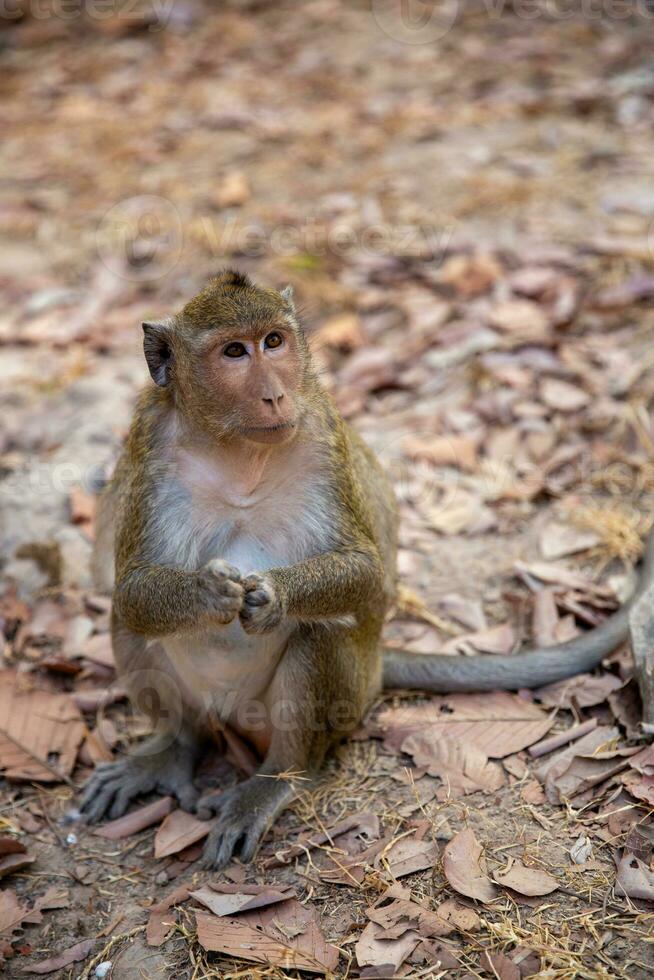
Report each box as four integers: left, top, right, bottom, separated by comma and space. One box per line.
241, 420, 297, 443
244, 421, 295, 434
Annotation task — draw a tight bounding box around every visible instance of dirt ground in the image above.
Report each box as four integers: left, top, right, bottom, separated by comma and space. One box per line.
1, 2, 654, 978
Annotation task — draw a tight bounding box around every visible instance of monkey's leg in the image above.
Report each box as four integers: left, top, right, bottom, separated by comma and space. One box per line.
198, 625, 369, 869
80, 619, 203, 822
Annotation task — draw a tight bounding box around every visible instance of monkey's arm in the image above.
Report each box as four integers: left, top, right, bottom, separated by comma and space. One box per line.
240, 543, 384, 633
383, 526, 654, 693
272, 545, 384, 619
114, 559, 243, 636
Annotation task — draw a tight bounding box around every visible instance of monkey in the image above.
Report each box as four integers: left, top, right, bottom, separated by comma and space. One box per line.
79, 269, 654, 868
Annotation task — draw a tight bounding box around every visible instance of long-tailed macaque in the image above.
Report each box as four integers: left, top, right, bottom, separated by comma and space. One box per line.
80, 270, 654, 867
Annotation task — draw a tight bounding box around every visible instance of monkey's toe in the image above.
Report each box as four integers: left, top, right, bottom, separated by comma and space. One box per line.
198, 778, 293, 869
79, 744, 199, 824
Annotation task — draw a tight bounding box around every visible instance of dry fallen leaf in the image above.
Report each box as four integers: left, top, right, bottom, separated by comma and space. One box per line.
312, 312, 364, 351
94, 796, 175, 840
196, 898, 338, 974
24, 938, 96, 974
535, 673, 624, 708
570, 835, 594, 865
539, 377, 590, 412
0, 837, 34, 879
539, 522, 600, 559
400, 732, 505, 798
492, 860, 559, 896
153, 809, 213, 858
0, 670, 85, 781
190, 883, 296, 917
442, 829, 498, 903
403, 434, 479, 471
355, 919, 419, 977
480, 950, 521, 980
382, 836, 439, 878
146, 883, 192, 947
615, 851, 654, 901
377, 691, 554, 759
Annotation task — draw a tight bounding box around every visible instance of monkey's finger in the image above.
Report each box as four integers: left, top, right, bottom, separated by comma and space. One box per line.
242, 574, 263, 593
80, 778, 123, 823
175, 783, 200, 812
216, 580, 244, 598
243, 588, 270, 607
204, 559, 242, 581
240, 823, 266, 863
78, 770, 120, 812
195, 793, 226, 821
109, 779, 154, 820
200, 826, 242, 870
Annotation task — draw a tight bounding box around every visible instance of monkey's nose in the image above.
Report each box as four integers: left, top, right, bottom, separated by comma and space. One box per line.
262, 393, 284, 413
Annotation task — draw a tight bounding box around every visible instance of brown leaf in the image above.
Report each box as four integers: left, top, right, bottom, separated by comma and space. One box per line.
622, 772, 654, 805
196, 898, 338, 974
403, 434, 479, 471
0, 670, 85, 781
190, 883, 296, 917
520, 780, 546, 805
265, 812, 379, 867
0, 847, 34, 879
94, 796, 175, 840
535, 673, 623, 708
531, 588, 560, 647
383, 836, 439, 878
615, 851, 654, 901
400, 733, 505, 798
434, 898, 480, 932
539, 522, 600, 560
154, 810, 213, 858
312, 313, 364, 352
492, 860, 558, 896
146, 884, 192, 947
355, 920, 419, 976
438, 593, 487, 631
24, 938, 95, 974
443, 622, 516, 656
480, 950, 521, 980
377, 691, 554, 759
0, 888, 30, 939
540, 378, 590, 412
488, 300, 549, 338
442, 828, 497, 903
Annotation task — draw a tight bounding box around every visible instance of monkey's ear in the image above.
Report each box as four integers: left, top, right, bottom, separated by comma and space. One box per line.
280, 285, 295, 311
142, 321, 173, 387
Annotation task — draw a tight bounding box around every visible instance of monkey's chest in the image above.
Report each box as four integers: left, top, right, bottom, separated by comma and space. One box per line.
163, 616, 293, 721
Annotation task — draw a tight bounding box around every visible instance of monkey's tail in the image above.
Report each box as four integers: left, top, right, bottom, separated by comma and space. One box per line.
382, 527, 654, 693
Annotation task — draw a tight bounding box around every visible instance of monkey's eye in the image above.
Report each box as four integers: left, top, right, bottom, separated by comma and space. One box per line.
264, 332, 283, 350
223, 342, 247, 358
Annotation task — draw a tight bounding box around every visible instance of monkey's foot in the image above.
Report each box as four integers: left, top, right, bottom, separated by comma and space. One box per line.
79, 737, 199, 823
198, 777, 294, 869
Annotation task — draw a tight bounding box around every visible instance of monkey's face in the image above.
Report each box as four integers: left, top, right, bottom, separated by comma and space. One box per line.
195, 321, 303, 445
142, 272, 311, 445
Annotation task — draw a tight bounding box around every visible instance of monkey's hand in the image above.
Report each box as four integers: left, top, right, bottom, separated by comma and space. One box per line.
197, 559, 244, 625
240, 573, 285, 634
